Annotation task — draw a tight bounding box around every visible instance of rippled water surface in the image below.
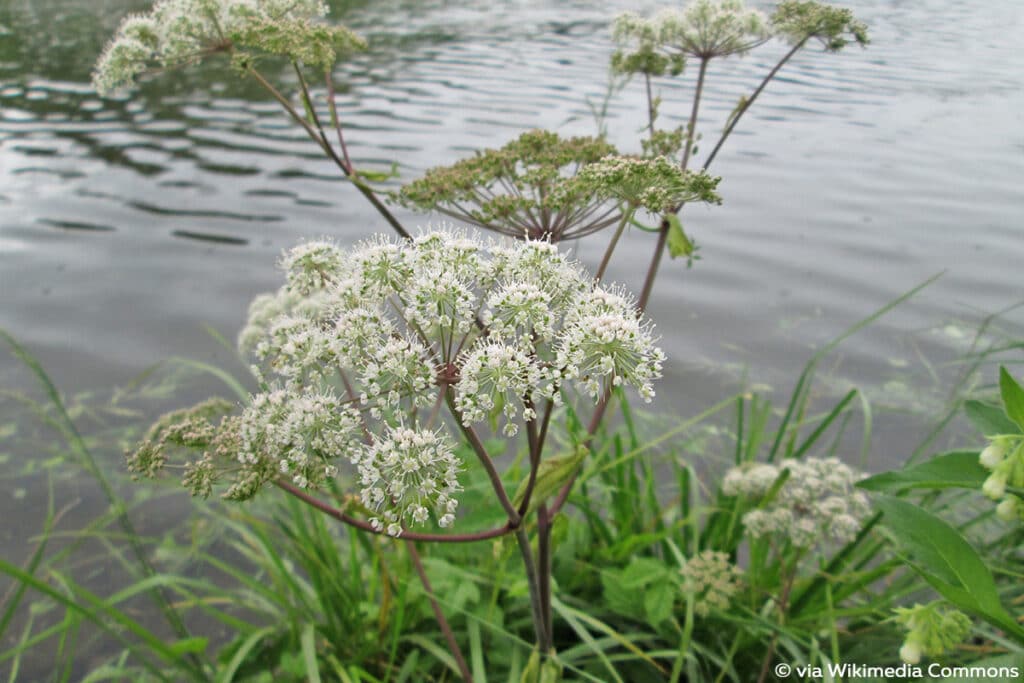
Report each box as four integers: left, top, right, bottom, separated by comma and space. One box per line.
1, 0, 1023, 459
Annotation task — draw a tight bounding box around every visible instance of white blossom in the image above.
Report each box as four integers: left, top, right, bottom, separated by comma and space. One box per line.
724, 457, 870, 547
354, 424, 462, 537
230, 226, 666, 530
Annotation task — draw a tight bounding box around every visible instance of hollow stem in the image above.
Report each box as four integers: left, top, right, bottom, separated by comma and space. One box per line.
248, 67, 410, 239
644, 72, 657, 139
703, 39, 807, 172
407, 540, 474, 682
324, 69, 354, 173
537, 503, 553, 644
515, 526, 551, 652
595, 209, 632, 282
637, 57, 708, 312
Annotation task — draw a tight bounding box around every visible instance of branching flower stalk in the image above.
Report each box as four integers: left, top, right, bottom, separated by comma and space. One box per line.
128, 228, 666, 667
93, 0, 412, 239
609, 1, 869, 313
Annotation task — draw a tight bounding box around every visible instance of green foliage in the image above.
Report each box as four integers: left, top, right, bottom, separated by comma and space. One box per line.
874, 497, 1024, 642
395, 129, 618, 241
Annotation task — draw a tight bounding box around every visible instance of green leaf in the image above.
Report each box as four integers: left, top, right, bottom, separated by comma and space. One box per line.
665, 215, 694, 259
875, 496, 1024, 642
170, 637, 209, 657
512, 445, 587, 516
857, 451, 988, 492
964, 399, 1021, 436
620, 557, 670, 590
643, 581, 674, 626
999, 366, 1024, 430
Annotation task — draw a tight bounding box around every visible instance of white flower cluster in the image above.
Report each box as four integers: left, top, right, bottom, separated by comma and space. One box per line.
234, 388, 361, 497
92, 0, 335, 95
234, 227, 665, 535
614, 0, 770, 67
352, 425, 461, 537
723, 457, 870, 547
656, 0, 770, 59
680, 550, 743, 617
979, 436, 1024, 522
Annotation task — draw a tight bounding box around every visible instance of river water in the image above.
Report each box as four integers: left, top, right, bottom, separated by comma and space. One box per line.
1, 0, 1022, 488
0, 0, 1022, 677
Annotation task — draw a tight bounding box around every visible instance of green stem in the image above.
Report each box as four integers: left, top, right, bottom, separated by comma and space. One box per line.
669, 594, 696, 683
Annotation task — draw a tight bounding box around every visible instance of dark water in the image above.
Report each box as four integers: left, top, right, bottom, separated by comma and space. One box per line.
1, 0, 1022, 484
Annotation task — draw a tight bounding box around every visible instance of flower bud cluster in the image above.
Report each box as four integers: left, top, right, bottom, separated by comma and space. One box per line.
93, 0, 364, 95
894, 603, 972, 665
565, 155, 721, 214
680, 550, 743, 617
723, 457, 870, 547
978, 435, 1024, 522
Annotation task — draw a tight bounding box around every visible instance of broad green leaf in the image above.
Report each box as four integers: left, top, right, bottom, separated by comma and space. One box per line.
875, 496, 1024, 642
512, 446, 587, 516
999, 367, 1024, 430
964, 399, 1021, 436
857, 451, 988, 492
620, 557, 670, 590
643, 581, 674, 625
665, 215, 694, 259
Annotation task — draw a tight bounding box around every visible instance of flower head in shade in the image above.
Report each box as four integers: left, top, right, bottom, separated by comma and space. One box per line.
680, 550, 743, 617
771, 1, 869, 52
723, 457, 870, 547
564, 155, 721, 214
129, 226, 665, 535
93, 0, 365, 95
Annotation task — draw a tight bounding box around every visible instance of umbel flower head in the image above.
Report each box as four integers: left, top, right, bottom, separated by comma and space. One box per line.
656, 0, 771, 60
396, 131, 722, 242
396, 130, 620, 242
130, 227, 665, 536
93, 0, 365, 95
680, 550, 743, 617
771, 0, 869, 52
723, 456, 870, 547
611, 12, 686, 78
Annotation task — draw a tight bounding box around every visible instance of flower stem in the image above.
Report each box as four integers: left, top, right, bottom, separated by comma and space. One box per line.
702, 39, 806, 172
248, 67, 410, 239
595, 209, 632, 282
407, 540, 474, 682
537, 503, 554, 643
515, 526, 551, 652
636, 57, 708, 312
274, 480, 511, 543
